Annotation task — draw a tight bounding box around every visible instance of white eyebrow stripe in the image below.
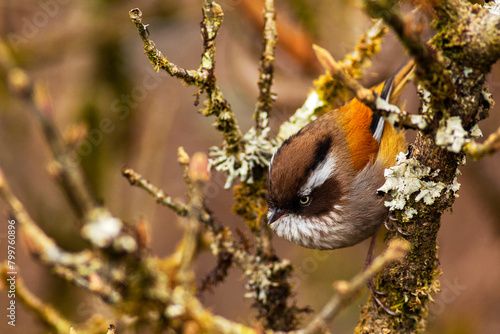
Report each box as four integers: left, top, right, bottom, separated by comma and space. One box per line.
299, 154, 337, 196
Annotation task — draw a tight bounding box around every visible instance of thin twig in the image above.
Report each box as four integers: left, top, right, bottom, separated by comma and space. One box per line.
313, 44, 375, 106
364, 1, 433, 67
200, 0, 224, 77
170, 287, 257, 334
239, 0, 319, 73
293, 239, 411, 334
122, 166, 188, 216
129, 6, 243, 152
1, 265, 73, 333
0, 168, 121, 303
278, 19, 388, 141
121, 166, 217, 230
129, 9, 203, 85
177, 152, 209, 286
7, 68, 97, 218
363, 0, 452, 97
314, 19, 389, 106
339, 19, 388, 79
254, 0, 277, 134
464, 126, 500, 160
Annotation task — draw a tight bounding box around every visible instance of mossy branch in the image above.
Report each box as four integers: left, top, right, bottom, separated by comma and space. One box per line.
363, 0, 452, 100
355, 0, 500, 332
129, 6, 243, 153
254, 0, 278, 134
128, 9, 206, 85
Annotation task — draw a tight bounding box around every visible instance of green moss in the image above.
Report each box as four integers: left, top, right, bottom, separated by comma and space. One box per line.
314, 73, 351, 108
313, 20, 387, 108
232, 174, 268, 231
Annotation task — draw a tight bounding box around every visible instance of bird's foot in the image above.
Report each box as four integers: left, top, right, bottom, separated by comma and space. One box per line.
384, 212, 411, 236
367, 279, 398, 316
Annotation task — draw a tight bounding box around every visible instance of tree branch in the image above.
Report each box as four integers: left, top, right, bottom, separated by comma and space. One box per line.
254, 0, 277, 135
1, 265, 73, 333
363, 0, 452, 98
0, 168, 121, 303
128, 9, 204, 85
177, 152, 209, 286
7, 68, 97, 218
464, 125, 500, 160
121, 166, 218, 231
357, 0, 500, 332
129, 6, 243, 152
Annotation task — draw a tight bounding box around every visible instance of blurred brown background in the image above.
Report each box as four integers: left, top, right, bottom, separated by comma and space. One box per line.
0, 0, 499, 333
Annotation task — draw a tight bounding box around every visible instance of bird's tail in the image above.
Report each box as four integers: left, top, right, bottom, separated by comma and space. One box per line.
376, 59, 415, 168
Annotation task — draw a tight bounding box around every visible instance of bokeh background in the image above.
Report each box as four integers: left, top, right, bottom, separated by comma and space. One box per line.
0, 0, 499, 333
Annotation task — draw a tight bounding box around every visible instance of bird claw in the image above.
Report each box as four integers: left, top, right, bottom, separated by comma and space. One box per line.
368, 279, 398, 316
384, 212, 411, 236
364, 234, 399, 316
384, 218, 393, 231
367, 279, 386, 295
372, 293, 398, 316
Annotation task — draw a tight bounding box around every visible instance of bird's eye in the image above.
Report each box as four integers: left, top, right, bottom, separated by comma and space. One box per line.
299, 196, 312, 206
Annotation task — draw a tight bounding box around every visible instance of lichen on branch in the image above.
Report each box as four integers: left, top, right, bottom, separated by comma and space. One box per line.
356, 0, 500, 332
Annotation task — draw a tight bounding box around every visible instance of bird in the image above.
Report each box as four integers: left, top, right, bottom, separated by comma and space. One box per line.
266, 60, 413, 251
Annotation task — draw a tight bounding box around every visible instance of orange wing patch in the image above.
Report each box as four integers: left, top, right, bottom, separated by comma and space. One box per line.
335, 98, 379, 172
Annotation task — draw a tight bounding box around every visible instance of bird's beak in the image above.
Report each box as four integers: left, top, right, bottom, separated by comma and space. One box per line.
267, 208, 286, 225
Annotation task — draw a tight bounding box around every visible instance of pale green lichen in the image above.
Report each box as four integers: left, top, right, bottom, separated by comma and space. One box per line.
379, 153, 461, 221
410, 115, 428, 130
435, 116, 468, 153
418, 84, 432, 115
81, 210, 124, 248
376, 97, 402, 116
469, 123, 483, 138
481, 88, 494, 107
244, 257, 292, 304
113, 235, 138, 253
211, 88, 324, 188
385, 112, 400, 127
484, 0, 500, 15
435, 117, 483, 155
376, 97, 426, 130
165, 303, 186, 318
209, 127, 276, 188
404, 207, 418, 220
448, 174, 461, 194
277, 91, 323, 142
